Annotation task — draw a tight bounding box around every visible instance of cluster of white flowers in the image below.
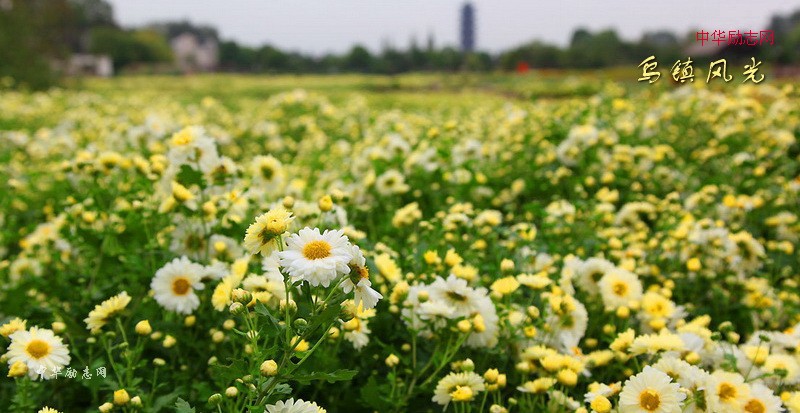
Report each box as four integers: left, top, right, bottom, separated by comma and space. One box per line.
401, 275, 499, 348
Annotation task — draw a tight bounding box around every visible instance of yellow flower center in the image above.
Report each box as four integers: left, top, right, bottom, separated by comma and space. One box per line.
744, 399, 766, 413
171, 130, 193, 146
718, 383, 737, 401
450, 385, 474, 402
612, 281, 629, 296
172, 277, 192, 296
26, 339, 51, 359
638, 389, 661, 411
303, 240, 332, 260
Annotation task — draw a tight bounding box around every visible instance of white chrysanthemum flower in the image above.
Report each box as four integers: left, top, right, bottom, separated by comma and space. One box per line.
598, 268, 643, 310
169, 220, 207, 261
546, 296, 588, 352
278, 227, 353, 287
342, 316, 372, 350
374, 169, 410, 196
575, 257, 615, 295
763, 353, 800, 384
705, 370, 750, 413
208, 234, 244, 262
432, 371, 485, 406
465, 294, 500, 349
341, 245, 383, 309
151, 256, 205, 314
250, 155, 285, 188
167, 126, 218, 168
5, 327, 71, 380
651, 356, 708, 389
418, 300, 456, 321
618, 366, 686, 413
429, 275, 481, 316
201, 260, 229, 280
629, 331, 685, 356
265, 397, 324, 413
742, 383, 784, 413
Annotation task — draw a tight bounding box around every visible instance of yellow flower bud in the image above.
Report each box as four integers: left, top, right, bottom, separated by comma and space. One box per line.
590, 396, 612, 413
687, 258, 701, 272
385, 354, 400, 368
318, 195, 333, 212
7, 361, 27, 378
113, 389, 130, 406
225, 386, 238, 398
135, 320, 152, 336
457, 319, 472, 333
260, 359, 278, 376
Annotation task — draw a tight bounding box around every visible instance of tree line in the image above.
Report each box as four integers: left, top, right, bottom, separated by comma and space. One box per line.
2, 0, 799, 89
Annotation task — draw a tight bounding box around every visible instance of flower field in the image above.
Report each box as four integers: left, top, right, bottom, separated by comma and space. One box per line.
1, 74, 799, 413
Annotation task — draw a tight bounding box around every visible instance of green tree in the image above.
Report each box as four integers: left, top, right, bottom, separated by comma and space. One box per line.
89, 27, 172, 71
0, 0, 76, 89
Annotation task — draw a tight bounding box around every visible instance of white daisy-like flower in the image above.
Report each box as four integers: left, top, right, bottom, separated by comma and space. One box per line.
763, 354, 800, 385
429, 275, 481, 316
598, 268, 643, 310
265, 397, 324, 413
343, 316, 372, 350
341, 245, 383, 309
464, 294, 500, 349
151, 256, 205, 314
5, 327, 71, 380
705, 370, 750, 412
208, 234, 244, 262
432, 371, 485, 406
618, 366, 686, 413
169, 220, 207, 261
201, 260, 229, 280
374, 169, 410, 196
278, 227, 353, 287
742, 383, 784, 413
651, 356, 708, 390
546, 295, 588, 353
575, 257, 615, 295
167, 126, 218, 168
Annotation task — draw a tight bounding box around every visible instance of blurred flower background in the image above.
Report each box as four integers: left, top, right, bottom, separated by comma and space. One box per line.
1, 1, 800, 412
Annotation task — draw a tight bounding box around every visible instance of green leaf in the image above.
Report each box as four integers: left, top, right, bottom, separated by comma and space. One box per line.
253, 301, 282, 339
176, 164, 204, 188
174, 398, 196, 413
304, 297, 342, 337
273, 383, 292, 395
359, 376, 395, 411
151, 387, 184, 412
210, 358, 250, 384
289, 368, 357, 384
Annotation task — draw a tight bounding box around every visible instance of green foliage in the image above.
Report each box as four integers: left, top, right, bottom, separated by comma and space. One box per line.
174, 398, 196, 413
89, 27, 173, 71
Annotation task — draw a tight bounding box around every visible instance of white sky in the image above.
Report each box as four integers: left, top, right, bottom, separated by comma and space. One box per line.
106, 0, 800, 55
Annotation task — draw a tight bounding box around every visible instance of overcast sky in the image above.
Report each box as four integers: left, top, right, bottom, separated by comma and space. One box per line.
106, 0, 800, 55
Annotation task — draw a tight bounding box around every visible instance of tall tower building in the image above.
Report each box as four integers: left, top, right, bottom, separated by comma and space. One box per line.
460, 3, 475, 52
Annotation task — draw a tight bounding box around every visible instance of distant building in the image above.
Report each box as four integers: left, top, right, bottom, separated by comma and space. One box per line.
170, 32, 219, 73
460, 3, 475, 52
64, 54, 113, 77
